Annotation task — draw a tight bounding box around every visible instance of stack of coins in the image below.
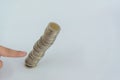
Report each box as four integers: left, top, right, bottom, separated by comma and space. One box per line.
25, 22, 61, 68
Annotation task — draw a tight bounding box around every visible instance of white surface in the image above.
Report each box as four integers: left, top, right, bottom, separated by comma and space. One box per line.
0, 0, 120, 80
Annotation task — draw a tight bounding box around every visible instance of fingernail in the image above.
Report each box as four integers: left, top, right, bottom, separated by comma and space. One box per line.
20, 51, 27, 56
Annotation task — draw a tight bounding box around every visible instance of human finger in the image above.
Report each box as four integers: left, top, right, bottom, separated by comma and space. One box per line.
0, 46, 27, 57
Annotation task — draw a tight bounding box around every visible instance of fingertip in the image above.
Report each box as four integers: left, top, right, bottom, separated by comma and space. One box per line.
0, 60, 3, 68
18, 51, 27, 57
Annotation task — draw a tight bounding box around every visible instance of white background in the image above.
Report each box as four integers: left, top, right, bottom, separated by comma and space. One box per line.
0, 0, 120, 80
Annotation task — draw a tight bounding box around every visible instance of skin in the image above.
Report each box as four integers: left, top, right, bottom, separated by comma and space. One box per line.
0, 46, 27, 68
